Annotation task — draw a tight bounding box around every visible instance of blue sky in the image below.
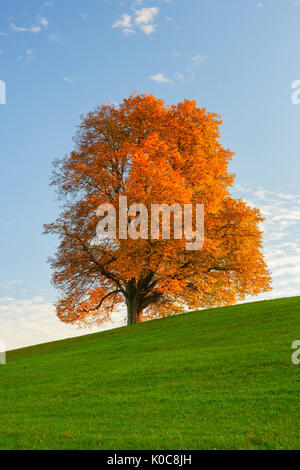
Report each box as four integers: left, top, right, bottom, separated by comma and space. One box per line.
1, 0, 300, 349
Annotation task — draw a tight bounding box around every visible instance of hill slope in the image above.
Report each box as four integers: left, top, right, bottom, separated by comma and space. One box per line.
1, 297, 300, 450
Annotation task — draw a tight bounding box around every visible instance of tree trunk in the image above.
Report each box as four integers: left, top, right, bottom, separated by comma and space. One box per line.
126, 297, 139, 325
125, 278, 153, 325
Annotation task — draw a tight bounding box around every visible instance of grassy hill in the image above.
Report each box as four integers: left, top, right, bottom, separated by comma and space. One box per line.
0, 296, 299, 450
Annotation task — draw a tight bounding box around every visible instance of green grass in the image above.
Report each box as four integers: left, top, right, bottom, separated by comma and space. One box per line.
1, 296, 300, 450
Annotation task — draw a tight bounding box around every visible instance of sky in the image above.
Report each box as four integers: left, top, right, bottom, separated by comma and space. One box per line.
1, 0, 300, 350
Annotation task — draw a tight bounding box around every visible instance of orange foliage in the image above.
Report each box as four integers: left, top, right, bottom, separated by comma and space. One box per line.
44, 94, 271, 327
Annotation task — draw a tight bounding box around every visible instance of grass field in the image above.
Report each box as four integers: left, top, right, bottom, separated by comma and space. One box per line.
0, 296, 299, 450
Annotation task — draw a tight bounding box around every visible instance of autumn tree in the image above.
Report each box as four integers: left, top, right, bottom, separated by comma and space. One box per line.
44, 93, 271, 327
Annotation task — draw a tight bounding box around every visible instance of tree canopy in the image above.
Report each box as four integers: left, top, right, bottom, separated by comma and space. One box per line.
44, 93, 271, 326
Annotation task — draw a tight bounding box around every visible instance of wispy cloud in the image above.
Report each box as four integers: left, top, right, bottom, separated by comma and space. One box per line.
38, 16, 49, 28
10, 15, 48, 35
192, 54, 206, 66
10, 22, 41, 34
140, 23, 156, 34
113, 6, 160, 35
172, 52, 207, 86
64, 77, 78, 83
233, 185, 300, 301
0, 296, 120, 351
112, 13, 134, 35
149, 72, 172, 84
134, 6, 159, 34
1, 280, 24, 287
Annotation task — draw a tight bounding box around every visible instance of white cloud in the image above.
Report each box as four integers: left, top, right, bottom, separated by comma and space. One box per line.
257, 2, 264, 7
1, 280, 23, 287
64, 77, 78, 83
149, 72, 172, 84
173, 53, 207, 84
193, 54, 206, 65
132, 0, 143, 6
268, 255, 300, 269
139, 23, 156, 34
80, 13, 88, 20
112, 13, 134, 35
134, 6, 159, 34
0, 32, 7, 37
10, 22, 41, 34
134, 7, 159, 25
272, 265, 300, 277
113, 6, 160, 35
38, 16, 49, 28
232, 185, 300, 302
0, 296, 124, 351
